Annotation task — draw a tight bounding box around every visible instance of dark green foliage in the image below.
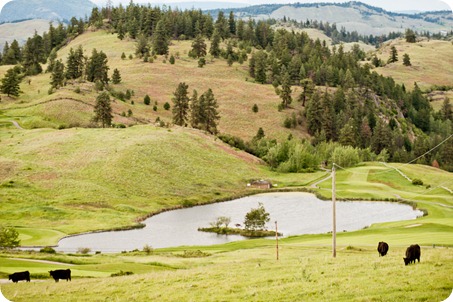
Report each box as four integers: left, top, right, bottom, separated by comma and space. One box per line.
112, 68, 121, 84
93, 92, 113, 128
0, 68, 22, 97
50, 59, 65, 89
172, 82, 190, 126
191, 35, 207, 58
198, 57, 206, 68
403, 53, 411, 66
405, 29, 416, 43
412, 179, 423, 185
199, 88, 220, 134
144, 94, 151, 105
152, 20, 169, 55
209, 29, 221, 57
66, 46, 85, 80
22, 32, 46, 75
0, 227, 20, 249
388, 46, 398, 63
164, 102, 170, 110
135, 34, 149, 57
252, 104, 259, 113
169, 55, 175, 64
40, 246, 56, 254
86, 48, 109, 84
121, 52, 126, 60
243, 203, 270, 231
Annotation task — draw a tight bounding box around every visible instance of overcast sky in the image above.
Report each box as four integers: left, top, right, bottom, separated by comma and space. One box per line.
0, 0, 451, 13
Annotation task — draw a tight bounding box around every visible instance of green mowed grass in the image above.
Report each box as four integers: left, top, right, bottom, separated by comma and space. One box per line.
1, 245, 452, 301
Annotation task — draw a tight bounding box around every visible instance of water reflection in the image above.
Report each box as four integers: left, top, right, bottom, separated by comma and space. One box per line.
57, 192, 423, 253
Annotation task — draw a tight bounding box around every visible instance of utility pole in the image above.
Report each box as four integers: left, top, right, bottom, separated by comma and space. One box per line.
332, 163, 337, 258
275, 221, 279, 260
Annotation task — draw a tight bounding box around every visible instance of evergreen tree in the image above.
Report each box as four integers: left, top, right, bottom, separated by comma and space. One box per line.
199, 88, 220, 134
388, 46, 398, 63
2, 40, 21, 65
86, 48, 109, 84
321, 91, 336, 141
251, 50, 267, 84
66, 46, 85, 80
339, 119, 356, 147
93, 92, 113, 128
306, 91, 323, 135
0, 68, 22, 97
403, 53, 411, 66
50, 60, 65, 89
152, 20, 169, 55
228, 11, 236, 36
209, 28, 221, 57
144, 94, 151, 105
172, 82, 190, 126
371, 119, 392, 154
46, 48, 58, 72
135, 34, 150, 57
215, 11, 229, 40
191, 35, 207, 58
299, 78, 315, 107
405, 29, 416, 43
22, 32, 46, 75
277, 68, 292, 109
112, 68, 122, 84
440, 97, 452, 121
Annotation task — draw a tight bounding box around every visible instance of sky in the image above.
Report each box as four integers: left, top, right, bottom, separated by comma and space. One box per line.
0, 0, 451, 13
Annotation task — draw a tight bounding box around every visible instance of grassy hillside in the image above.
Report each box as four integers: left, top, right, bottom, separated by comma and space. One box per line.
0, 30, 308, 141
0, 19, 50, 51
375, 38, 453, 91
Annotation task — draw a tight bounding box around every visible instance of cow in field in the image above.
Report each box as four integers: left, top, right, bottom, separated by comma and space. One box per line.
377, 241, 389, 256
9, 271, 30, 283
403, 244, 421, 265
49, 269, 71, 282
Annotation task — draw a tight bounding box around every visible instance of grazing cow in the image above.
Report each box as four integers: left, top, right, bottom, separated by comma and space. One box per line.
9, 271, 30, 283
403, 244, 421, 265
49, 269, 71, 282
377, 241, 389, 257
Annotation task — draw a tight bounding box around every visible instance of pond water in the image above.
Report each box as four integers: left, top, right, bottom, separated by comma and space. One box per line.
56, 192, 423, 253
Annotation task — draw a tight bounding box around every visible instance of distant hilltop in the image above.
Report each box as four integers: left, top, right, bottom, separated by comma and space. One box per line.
0, 0, 96, 23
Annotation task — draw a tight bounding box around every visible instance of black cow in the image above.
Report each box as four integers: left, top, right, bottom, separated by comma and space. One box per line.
9, 271, 30, 283
377, 241, 389, 257
403, 244, 421, 265
49, 269, 71, 282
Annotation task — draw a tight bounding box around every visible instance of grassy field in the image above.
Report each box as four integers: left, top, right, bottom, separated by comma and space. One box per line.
375, 38, 453, 91
1, 243, 452, 301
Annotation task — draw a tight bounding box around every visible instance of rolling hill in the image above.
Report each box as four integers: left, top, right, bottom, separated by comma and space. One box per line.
212, 1, 453, 36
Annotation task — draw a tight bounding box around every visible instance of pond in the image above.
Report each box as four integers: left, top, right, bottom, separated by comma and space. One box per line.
56, 192, 423, 253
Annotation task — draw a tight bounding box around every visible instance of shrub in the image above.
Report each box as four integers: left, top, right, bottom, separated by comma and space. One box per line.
169, 55, 175, 64
163, 102, 170, 110
39, 246, 56, 254
111, 271, 133, 277
144, 94, 151, 105
412, 179, 424, 186
198, 57, 206, 68
252, 104, 258, 113
143, 244, 153, 255
77, 247, 91, 254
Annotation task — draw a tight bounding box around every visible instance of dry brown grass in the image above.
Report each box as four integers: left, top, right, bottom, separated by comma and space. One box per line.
375, 38, 453, 91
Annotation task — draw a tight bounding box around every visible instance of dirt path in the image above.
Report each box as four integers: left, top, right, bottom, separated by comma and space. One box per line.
9, 120, 23, 129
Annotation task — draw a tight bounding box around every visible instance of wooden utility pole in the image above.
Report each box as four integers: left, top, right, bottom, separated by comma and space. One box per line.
275, 221, 279, 260
332, 163, 337, 258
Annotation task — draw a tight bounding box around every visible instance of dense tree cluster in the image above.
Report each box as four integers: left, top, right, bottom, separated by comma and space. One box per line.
172, 82, 220, 134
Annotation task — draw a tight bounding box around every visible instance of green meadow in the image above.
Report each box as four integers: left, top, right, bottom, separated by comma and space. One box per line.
0, 28, 452, 301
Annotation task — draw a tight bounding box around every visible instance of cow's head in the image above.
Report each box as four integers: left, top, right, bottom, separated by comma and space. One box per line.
403, 257, 410, 265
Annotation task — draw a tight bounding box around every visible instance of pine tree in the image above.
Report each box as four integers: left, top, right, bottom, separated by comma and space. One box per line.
278, 69, 292, 109
388, 46, 398, 63
405, 29, 416, 43
299, 78, 315, 107
93, 92, 113, 128
50, 60, 65, 89
228, 11, 236, 36
199, 88, 220, 134
321, 91, 336, 141
112, 68, 122, 84
172, 82, 190, 126
66, 46, 85, 80
306, 91, 323, 135
191, 35, 207, 58
152, 20, 169, 55
144, 94, 151, 105
86, 48, 109, 84
403, 53, 411, 66
209, 29, 221, 57
22, 32, 46, 75
0, 68, 21, 97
